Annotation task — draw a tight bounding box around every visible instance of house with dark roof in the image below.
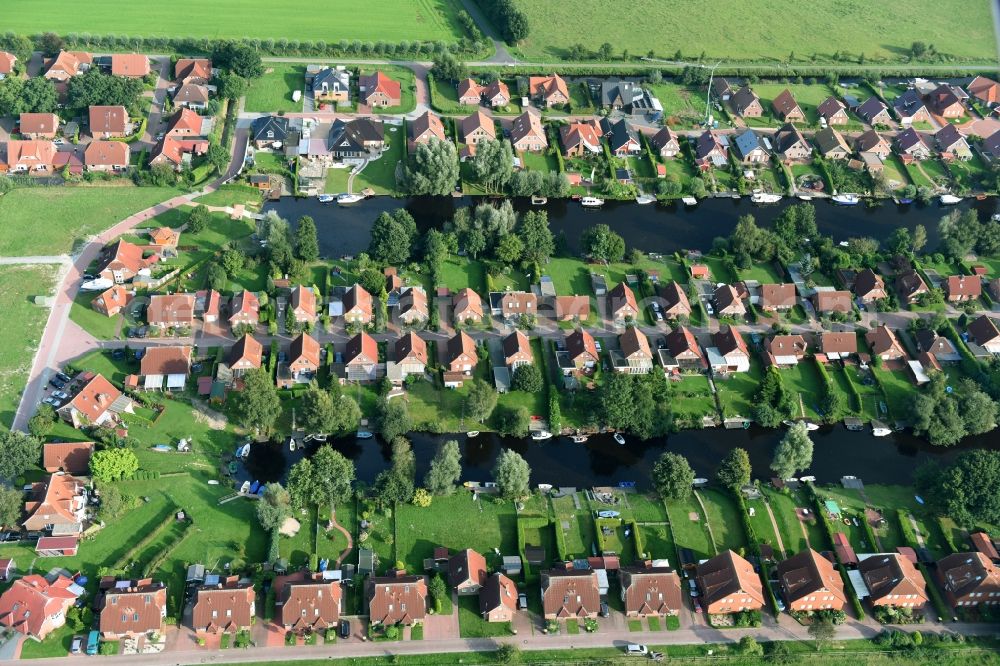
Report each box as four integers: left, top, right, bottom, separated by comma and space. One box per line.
814, 127, 851, 160
967, 315, 1000, 354
817, 96, 849, 125
446, 331, 478, 376
600, 80, 659, 115
713, 284, 746, 317
914, 329, 960, 363
853, 268, 887, 302
565, 329, 599, 371
711, 326, 750, 373
857, 97, 892, 125
449, 549, 487, 595
935, 125, 972, 161
615, 327, 653, 374
731, 86, 763, 117
732, 129, 769, 164
664, 326, 705, 371
250, 116, 289, 149
502, 330, 533, 370
895, 128, 931, 161
343, 332, 378, 383
893, 89, 930, 125
599, 118, 640, 156
327, 118, 385, 160
650, 127, 680, 158
479, 573, 517, 622
620, 564, 682, 617
928, 84, 965, 118
896, 269, 929, 304
694, 131, 728, 169
392, 332, 427, 380
409, 111, 446, 149
937, 552, 1000, 609
773, 123, 811, 162
695, 550, 765, 615
659, 281, 692, 318
859, 553, 927, 609
772, 89, 805, 123
608, 282, 639, 323
776, 549, 847, 612
854, 130, 892, 159
312, 67, 351, 104
982, 130, 1000, 163
540, 568, 600, 619
509, 108, 547, 152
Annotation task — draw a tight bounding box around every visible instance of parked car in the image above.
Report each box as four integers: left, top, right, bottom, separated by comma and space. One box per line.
625, 644, 648, 656
86, 631, 100, 655
339, 619, 350, 639
688, 579, 699, 597
518, 592, 528, 609
0, 531, 21, 542
600, 600, 609, 617
48, 377, 65, 389
52, 391, 69, 401
70, 636, 83, 654
55, 372, 71, 383
43, 396, 60, 407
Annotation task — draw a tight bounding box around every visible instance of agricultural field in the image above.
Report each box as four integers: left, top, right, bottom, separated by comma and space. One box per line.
0, 265, 58, 429
3, 0, 468, 43
509, 0, 995, 63
0, 186, 183, 256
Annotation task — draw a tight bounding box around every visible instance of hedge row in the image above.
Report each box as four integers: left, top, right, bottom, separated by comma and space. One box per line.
838, 364, 864, 413
142, 519, 193, 577
112, 506, 179, 570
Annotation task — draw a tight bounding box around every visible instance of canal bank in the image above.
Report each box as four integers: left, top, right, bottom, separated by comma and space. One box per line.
263, 195, 998, 258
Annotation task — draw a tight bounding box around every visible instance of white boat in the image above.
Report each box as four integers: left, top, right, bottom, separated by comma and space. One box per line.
872, 420, 892, 437
939, 194, 962, 205
238, 443, 250, 458
635, 194, 656, 205
531, 430, 553, 441
750, 192, 782, 204
693, 478, 709, 486
570, 434, 589, 443
530, 196, 547, 206
992, 213, 1000, 222
317, 194, 335, 204
796, 194, 813, 201
832, 193, 860, 205
288, 439, 297, 452
681, 196, 698, 206
80, 278, 114, 292
580, 196, 605, 208
337, 193, 365, 204
613, 432, 626, 445
356, 430, 374, 439
783, 420, 820, 431
466, 431, 480, 438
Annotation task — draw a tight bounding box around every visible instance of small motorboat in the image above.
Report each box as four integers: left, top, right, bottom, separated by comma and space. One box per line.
570, 434, 589, 443
317, 194, 335, 204
80, 278, 114, 291
337, 193, 365, 205
796, 194, 813, 201
681, 196, 698, 206
466, 431, 480, 438
871, 420, 892, 437
895, 197, 914, 205
939, 194, 962, 205
356, 430, 374, 439
635, 194, 656, 205
832, 193, 860, 205
750, 192, 782, 204
613, 432, 626, 445
288, 438, 297, 452
530, 196, 547, 206
531, 430, 553, 441
783, 420, 820, 431
580, 196, 605, 208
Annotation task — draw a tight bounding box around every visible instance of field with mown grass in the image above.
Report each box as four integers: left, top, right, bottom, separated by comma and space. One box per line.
509, 0, 995, 63
0, 265, 58, 429
0, 186, 183, 256
2, 0, 467, 43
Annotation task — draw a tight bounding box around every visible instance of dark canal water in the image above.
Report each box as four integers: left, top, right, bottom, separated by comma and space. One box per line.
263, 195, 997, 258
248, 195, 1000, 488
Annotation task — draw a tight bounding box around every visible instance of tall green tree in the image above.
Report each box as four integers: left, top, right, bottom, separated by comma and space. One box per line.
466, 379, 498, 423
295, 215, 320, 262
517, 210, 555, 264
89, 449, 139, 482
716, 448, 752, 489
0, 431, 40, 481
211, 41, 264, 78
309, 445, 356, 509
581, 224, 625, 262
916, 450, 1000, 526
493, 404, 529, 438
399, 140, 459, 196
469, 139, 514, 193
0, 485, 24, 528
256, 482, 292, 531
493, 449, 531, 500
235, 368, 281, 435
771, 423, 814, 479
376, 398, 411, 443
651, 452, 694, 501
425, 440, 462, 495
369, 209, 418, 265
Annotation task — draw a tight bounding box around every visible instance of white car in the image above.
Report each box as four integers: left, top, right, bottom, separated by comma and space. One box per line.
625, 644, 648, 656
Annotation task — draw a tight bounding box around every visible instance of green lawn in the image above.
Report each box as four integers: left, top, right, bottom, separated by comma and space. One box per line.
715, 357, 763, 419
395, 493, 518, 574
193, 185, 263, 209
353, 126, 405, 194
738, 261, 783, 284
764, 487, 827, 552
751, 83, 837, 127
780, 361, 826, 420
0, 265, 58, 428
949, 154, 990, 193
510, 0, 995, 62
521, 150, 559, 174
871, 365, 917, 422
698, 489, 748, 553
438, 256, 487, 293
2, 0, 468, 43
664, 496, 714, 560
457, 595, 513, 638
244, 63, 305, 113
551, 493, 596, 559
668, 375, 717, 424
0, 186, 182, 256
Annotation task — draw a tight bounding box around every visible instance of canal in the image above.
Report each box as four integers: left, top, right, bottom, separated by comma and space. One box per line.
263, 195, 998, 258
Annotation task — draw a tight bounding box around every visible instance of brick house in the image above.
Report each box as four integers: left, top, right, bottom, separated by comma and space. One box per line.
502, 330, 533, 370
42, 442, 94, 474
22, 473, 86, 533
139, 345, 192, 391
449, 549, 487, 595
398, 286, 429, 325
91, 285, 130, 317
509, 109, 547, 152
776, 549, 847, 612
731, 86, 763, 117
853, 268, 887, 302
620, 564, 682, 617
945, 275, 981, 302
460, 110, 496, 146
228, 335, 263, 376
559, 120, 603, 157
660, 280, 692, 318
453, 288, 484, 324
967, 315, 1000, 354
859, 553, 927, 609
229, 290, 260, 330
817, 96, 849, 125
290, 285, 318, 324
84, 141, 130, 173
764, 335, 808, 367
479, 573, 518, 622
866, 325, 906, 361
446, 331, 478, 374
190, 578, 256, 635
57, 372, 133, 429
713, 284, 746, 317
6, 140, 57, 173
44, 50, 92, 81
820, 332, 857, 360
566, 329, 599, 371
342, 284, 373, 325
19, 113, 60, 139
367, 573, 427, 626
937, 552, 1000, 609
147, 293, 195, 329
273, 571, 341, 635
772, 89, 805, 123
711, 326, 750, 373
664, 325, 706, 371
98, 579, 167, 639
540, 568, 600, 619
359, 71, 401, 107
528, 74, 569, 107
615, 326, 653, 374
89, 105, 130, 139
759, 283, 797, 311
774, 123, 812, 162
110, 54, 150, 78
607, 282, 639, 323
812, 290, 853, 314
695, 550, 765, 615
0, 575, 78, 640
344, 332, 379, 383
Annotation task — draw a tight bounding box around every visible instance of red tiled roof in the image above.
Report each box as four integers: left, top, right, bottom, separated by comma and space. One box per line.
111, 54, 150, 77
140, 345, 191, 376
62, 373, 122, 424
42, 442, 94, 474
89, 105, 128, 134
19, 113, 59, 136
85, 141, 129, 167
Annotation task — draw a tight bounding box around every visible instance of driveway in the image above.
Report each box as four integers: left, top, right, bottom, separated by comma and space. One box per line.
422, 592, 460, 640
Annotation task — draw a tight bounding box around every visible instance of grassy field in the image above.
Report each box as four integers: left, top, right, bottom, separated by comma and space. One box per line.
509, 0, 995, 62
244, 63, 305, 113
3, 0, 467, 43
0, 186, 182, 256
664, 496, 714, 560
0, 265, 58, 429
